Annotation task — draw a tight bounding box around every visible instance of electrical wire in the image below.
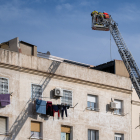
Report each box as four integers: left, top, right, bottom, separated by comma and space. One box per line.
110, 31, 112, 60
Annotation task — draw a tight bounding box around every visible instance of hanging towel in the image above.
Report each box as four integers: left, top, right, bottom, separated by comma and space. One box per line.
46, 101, 53, 116
36, 99, 46, 114
0, 94, 10, 107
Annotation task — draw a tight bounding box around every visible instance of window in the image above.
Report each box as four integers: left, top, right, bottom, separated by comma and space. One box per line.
31, 84, 42, 99
114, 100, 122, 115
88, 129, 99, 140
0, 78, 8, 94
61, 90, 72, 106
61, 126, 71, 140
114, 133, 124, 140
0, 117, 8, 134
87, 95, 98, 110
31, 121, 42, 139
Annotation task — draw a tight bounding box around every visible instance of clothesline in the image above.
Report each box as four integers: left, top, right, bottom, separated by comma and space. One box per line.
0, 100, 10, 102
33, 96, 51, 100
0, 92, 13, 96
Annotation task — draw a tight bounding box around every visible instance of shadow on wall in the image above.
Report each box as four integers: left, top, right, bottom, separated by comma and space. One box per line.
106, 104, 113, 113
40, 61, 61, 93
3, 60, 61, 140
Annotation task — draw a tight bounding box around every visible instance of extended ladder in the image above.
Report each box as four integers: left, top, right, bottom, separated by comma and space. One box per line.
108, 17, 140, 98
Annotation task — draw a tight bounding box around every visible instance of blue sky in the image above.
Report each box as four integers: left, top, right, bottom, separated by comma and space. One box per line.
0, 0, 140, 67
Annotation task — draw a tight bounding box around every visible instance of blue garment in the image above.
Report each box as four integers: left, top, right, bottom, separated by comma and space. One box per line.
36, 99, 46, 114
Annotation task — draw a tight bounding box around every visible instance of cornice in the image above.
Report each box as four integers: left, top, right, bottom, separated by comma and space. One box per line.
0, 62, 132, 94
131, 100, 140, 106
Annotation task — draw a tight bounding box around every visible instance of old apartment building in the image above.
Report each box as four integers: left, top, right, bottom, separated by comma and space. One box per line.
0, 37, 133, 140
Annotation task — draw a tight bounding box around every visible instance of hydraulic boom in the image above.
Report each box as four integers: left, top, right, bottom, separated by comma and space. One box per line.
92, 14, 140, 98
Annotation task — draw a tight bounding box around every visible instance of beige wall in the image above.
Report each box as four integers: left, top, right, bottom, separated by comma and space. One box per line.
0, 38, 37, 56
0, 49, 132, 140
0, 37, 19, 52
115, 60, 129, 78
9, 37, 19, 52
132, 88, 140, 140
0, 44, 10, 50
20, 43, 32, 56
20, 43, 37, 56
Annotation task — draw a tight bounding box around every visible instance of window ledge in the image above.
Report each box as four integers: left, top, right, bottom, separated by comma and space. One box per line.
113, 113, 123, 116
86, 108, 100, 112
0, 132, 11, 136
30, 137, 43, 140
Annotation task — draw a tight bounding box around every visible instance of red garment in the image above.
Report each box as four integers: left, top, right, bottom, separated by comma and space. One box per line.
46, 101, 53, 116
103, 12, 108, 15
52, 105, 60, 118
103, 12, 109, 19
53, 110, 60, 117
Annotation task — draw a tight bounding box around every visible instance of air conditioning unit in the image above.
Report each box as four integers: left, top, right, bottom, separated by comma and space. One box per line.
110, 102, 116, 109
54, 88, 63, 97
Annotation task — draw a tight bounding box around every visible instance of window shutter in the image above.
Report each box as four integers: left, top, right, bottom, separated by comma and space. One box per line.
91, 130, 96, 140
31, 122, 40, 132
87, 95, 96, 103
0, 117, 6, 133
88, 130, 91, 140
61, 126, 71, 133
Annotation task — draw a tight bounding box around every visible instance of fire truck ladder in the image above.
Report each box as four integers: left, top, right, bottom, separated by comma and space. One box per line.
108, 17, 140, 98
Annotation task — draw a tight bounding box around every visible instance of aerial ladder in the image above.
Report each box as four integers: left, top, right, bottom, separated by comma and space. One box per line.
91, 11, 140, 98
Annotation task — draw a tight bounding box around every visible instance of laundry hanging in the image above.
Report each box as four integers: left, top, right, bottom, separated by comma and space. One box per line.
36, 99, 46, 114
46, 101, 53, 116
0, 94, 10, 107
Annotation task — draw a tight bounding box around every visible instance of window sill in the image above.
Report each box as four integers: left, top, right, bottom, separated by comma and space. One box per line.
0, 132, 11, 136
30, 137, 43, 140
86, 108, 100, 112
113, 113, 123, 116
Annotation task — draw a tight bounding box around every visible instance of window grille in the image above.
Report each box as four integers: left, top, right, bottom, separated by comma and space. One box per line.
0, 78, 8, 94
31, 84, 42, 99
61, 90, 72, 106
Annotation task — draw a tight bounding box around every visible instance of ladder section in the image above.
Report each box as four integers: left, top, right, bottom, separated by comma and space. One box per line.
109, 18, 140, 98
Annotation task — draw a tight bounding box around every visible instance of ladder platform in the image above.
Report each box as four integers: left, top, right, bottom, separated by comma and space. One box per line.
92, 25, 109, 31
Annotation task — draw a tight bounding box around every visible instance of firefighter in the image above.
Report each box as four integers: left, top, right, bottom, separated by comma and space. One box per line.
103, 12, 110, 19
98, 12, 104, 25
91, 10, 99, 24
91, 10, 98, 16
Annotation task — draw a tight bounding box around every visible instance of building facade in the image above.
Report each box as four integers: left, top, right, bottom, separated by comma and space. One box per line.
0, 38, 132, 140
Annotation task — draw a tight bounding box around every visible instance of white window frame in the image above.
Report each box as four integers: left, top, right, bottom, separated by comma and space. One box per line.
31, 84, 43, 100
0, 116, 9, 135
0, 77, 9, 94
88, 129, 99, 140
87, 94, 98, 111
60, 89, 73, 107
114, 99, 123, 115
114, 133, 124, 140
